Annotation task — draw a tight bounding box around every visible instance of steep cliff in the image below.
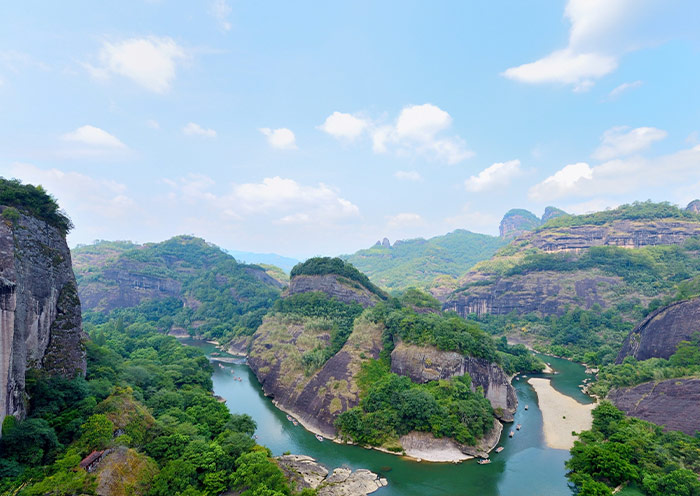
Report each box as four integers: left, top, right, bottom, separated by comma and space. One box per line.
499, 209, 541, 238
390, 341, 517, 421
616, 296, 700, 363
0, 205, 85, 430
248, 314, 383, 436
608, 378, 700, 436
287, 274, 380, 308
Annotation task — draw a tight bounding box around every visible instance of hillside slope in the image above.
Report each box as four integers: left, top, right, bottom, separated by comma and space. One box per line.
343, 229, 506, 292
72, 236, 282, 341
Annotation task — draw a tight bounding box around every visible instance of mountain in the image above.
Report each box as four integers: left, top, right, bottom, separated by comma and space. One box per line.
442, 201, 700, 362
0, 179, 85, 430
72, 236, 283, 342
241, 257, 541, 460
226, 249, 300, 272
499, 206, 568, 238
342, 229, 506, 292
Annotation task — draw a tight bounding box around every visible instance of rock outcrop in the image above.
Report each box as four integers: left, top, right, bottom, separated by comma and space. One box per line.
499, 209, 540, 239
686, 199, 700, 214
0, 207, 85, 430
390, 341, 517, 421
400, 419, 502, 461
286, 274, 380, 308
616, 297, 700, 363
541, 206, 568, 224
608, 378, 700, 436
248, 315, 384, 437
276, 455, 387, 496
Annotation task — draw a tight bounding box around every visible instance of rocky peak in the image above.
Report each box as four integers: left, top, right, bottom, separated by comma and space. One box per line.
541, 206, 568, 223
499, 209, 540, 238
686, 199, 700, 214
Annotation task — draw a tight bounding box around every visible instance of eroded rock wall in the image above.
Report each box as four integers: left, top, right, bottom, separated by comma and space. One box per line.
286, 274, 379, 308
616, 297, 700, 363
390, 341, 517, 421
0, 209, 85, 430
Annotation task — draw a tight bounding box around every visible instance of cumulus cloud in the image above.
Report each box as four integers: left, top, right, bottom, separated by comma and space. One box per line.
8, 163, 138, 225
320, 104, 472, 164
259, 127, 297, 150
529, 144, 700, 201
465, 160, 521, 192
210, 0, 232, 31
87, 36, 186, 93
503, 0, 647, 90
62, 125, 126, 148
592, 126, 667, 160
394, 170, 422, 181
386, 213, 424, 229
608, 80, 643, 100
183, 122, 217, 138
166, 175, 358, 225
318, 112, 368, 140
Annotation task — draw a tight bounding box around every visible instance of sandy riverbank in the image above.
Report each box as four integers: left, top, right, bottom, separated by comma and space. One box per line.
528, 378, 594, 450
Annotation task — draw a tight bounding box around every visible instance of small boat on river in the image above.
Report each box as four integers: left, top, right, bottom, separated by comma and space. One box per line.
315, 434, 324, 442
524, 405, 529, 410
516, 424, 522, 430
286, 415, 294, 422
477, 458, 491, 465
495, 446, 504, 453
292, 420, 298, 426
509, 430, 514, 437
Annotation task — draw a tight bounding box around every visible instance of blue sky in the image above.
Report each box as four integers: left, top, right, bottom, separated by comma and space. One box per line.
1, 1, 699, 258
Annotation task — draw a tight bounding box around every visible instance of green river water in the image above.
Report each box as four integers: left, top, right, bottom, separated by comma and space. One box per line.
183, 340, 593, 496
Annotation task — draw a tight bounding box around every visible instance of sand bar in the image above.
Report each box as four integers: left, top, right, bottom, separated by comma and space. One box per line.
528, 378, 595, 450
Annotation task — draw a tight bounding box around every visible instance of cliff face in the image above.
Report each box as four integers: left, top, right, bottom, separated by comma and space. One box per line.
445, 271, 622, 317
248, 315, 383, 436
499, 209, 540, 239
608, 378, 700, 436
520, 219, 700, 253
616, 297, 700, 363
286, 274, 380, 308
0, 208, 85, 429
390, 341, 517, 421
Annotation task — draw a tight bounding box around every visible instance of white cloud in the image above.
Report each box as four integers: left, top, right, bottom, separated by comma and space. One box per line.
386, 213, 424, 229
529, 145, 700, 201
319, 112, 368, 140
443, 204, 500, 235
465, 159, 521, 192
146, 119, 160, 130
166, 175, 358, 225
87, 36, 186, 93
503, 0, 645, 90
529, 162, 593, 201
503, 49, 617, 91
592, 126, 667, 160
373, 104, 473, 164
608, 80, 643, 100
62, 125, 126, 148
394, 170, 422, 181
183, 122, 217, 138
210, 0, 232, 31
8, 163, 137, 222
259, 128, 297, 150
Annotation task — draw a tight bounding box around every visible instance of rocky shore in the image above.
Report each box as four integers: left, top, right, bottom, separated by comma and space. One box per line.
276, 455, 387, 496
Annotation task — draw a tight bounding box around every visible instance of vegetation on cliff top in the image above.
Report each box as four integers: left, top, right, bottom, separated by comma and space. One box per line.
0, 177, 73, 234
567, 402, 700, 496
0, 320, 309, 496
291, 256, 387, 298
343, 230, 506, 291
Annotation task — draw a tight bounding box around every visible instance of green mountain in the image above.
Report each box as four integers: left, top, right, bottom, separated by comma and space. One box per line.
342, 229, 507, 292
443, 201, 700, 363
72, 236, 283, 342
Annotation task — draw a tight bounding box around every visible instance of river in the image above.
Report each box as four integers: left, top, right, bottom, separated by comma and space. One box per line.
183, 340, 593, 496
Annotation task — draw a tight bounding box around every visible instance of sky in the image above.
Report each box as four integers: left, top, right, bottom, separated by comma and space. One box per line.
1, 1, 699, 259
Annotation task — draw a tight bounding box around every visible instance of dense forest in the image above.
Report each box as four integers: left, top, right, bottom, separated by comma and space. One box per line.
0, 319, 312, 496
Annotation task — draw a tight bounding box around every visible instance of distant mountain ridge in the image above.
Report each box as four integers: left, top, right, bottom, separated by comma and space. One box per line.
226, 249, 300, 272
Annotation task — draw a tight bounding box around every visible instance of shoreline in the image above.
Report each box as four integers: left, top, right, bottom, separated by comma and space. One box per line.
528, 378, 595, 450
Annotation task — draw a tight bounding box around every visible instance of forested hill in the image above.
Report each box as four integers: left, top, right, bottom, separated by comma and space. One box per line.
342, 229, 506, 292
443, 201, 700, 363
72, 236, 283, 342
